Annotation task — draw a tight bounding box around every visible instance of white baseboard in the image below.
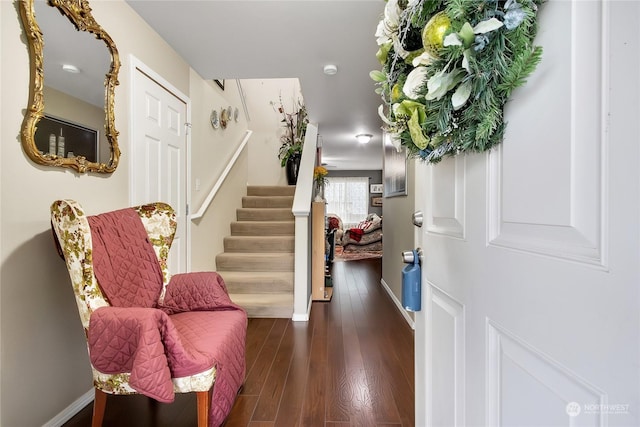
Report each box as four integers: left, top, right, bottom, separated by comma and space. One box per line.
380, 278, 415, 330
43, 388, 94, 427
292, 295, 312, 322
292, 312, 309, 322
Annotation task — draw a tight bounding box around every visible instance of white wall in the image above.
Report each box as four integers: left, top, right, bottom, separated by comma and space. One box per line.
0, 5, 3, 422
381, 159, 416, 320
188, 73, 251, 271
242, 78, 302, 186
0, 1, 249, 425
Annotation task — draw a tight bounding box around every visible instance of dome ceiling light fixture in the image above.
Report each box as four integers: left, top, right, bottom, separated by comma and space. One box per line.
323, 64, 338, 75
355, 133, 373, 144
62, 64, 80, 73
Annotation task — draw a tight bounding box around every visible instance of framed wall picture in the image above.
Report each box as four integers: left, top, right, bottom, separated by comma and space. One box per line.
383, 131, 407, 197
371, 196, 383, 207
370, 184, 383, 194
214, 79, 225, 90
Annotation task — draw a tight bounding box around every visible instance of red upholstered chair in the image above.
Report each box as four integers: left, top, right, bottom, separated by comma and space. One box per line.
50, 199, 247, 427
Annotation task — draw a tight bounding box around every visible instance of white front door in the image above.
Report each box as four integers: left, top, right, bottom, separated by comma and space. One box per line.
415, 1, 639, 426
131, 65, 189, 274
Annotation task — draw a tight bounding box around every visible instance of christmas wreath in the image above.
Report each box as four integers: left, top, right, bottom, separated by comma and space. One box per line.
371, 0, 543, 163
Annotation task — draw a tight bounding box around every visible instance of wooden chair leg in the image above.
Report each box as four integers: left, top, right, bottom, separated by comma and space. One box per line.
92, 388, 107, 427
196, 389, 211, 427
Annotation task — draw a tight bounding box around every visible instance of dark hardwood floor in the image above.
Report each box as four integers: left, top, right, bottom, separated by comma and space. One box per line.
63, 258, 415, 427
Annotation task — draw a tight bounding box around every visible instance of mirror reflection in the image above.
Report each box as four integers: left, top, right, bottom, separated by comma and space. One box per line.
19, 0, 120, 173
35, 0, 109, 162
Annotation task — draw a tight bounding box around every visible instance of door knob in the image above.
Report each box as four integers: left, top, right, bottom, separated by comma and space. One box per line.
412, 210, 423, 227
402, 248, 423, 264
402, 250, 416, 264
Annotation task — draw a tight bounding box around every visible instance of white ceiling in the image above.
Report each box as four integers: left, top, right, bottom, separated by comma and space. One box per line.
124, 0, 386, 170
35, 0, 110, 109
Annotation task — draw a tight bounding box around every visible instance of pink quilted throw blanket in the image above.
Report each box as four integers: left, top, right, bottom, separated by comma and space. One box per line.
89, 274, 247, 425
160, 271, 242, 314
88, 207, 163, 307
89, 306, 215, 403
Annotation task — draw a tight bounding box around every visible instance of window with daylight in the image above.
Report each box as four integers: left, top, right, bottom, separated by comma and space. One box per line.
325, 177, 369, 228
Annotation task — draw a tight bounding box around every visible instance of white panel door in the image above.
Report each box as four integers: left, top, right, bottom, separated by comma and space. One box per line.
132, 68, 187, 274
415, 1, 639, 426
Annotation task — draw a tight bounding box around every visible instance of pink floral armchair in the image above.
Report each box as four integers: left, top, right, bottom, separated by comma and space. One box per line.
50, 199, 247, 427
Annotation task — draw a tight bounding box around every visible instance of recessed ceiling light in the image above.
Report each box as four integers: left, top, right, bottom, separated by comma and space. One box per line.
62, 64, 80, 73
355, 133, 373, 144
323, 64, 338, 75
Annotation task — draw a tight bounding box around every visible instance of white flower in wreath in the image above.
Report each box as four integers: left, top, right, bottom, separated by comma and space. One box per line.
412, 50, 437, 67
375, 0, 401, 45
375, 20, 391, 45
392, 35, 412, 59
389, 133, 403, 152
378, 104, 393, 126
403, 66, 429, 100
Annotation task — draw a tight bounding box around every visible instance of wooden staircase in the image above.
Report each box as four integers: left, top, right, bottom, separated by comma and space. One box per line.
216, 185, 295, 318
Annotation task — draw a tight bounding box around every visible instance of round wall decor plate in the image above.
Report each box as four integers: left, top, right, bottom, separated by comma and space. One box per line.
210, 110, 219, 129
220, 108, 229, 129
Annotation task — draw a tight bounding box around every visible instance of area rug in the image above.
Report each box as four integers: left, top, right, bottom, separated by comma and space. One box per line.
333, 245, 382, 262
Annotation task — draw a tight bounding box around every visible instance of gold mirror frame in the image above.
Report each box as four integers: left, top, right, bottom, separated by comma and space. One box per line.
19, 0, 120, 173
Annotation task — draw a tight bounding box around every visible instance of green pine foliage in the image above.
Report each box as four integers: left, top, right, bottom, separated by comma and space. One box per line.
417, 0, 445, 24
445, 0, 475, 21
496, 46, 543, 99
436, 97, 453, 133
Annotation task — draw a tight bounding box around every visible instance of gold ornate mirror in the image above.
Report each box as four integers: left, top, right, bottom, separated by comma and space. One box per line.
19, 0, 120, 173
